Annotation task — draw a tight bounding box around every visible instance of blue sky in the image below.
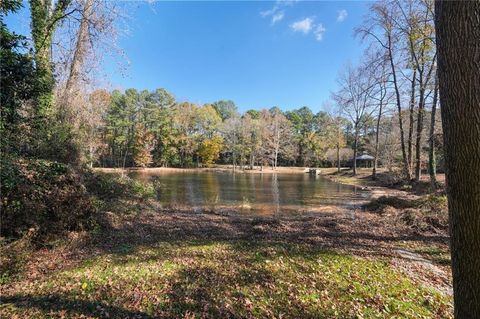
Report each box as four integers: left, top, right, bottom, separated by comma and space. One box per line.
6, 1, 370, 113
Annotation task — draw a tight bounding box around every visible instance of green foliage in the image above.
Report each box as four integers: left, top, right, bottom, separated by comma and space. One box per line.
284, 107, 344, 166
102, 90, 227, 168
0, 157, 95, 241
83, 171, 129, 201
212, 100, 238, 121
1, 0, 79, 164
245, 109, 260, 119
84, 171, 155, 202
98, 97, 359, 168
0, 0, 22, 13
418, 194, 448, 211
29, 0, 71, 119
103, 88, 180, 167
0, 1, 37, 153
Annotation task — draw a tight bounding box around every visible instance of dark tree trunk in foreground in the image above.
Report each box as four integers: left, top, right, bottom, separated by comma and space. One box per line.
435, 2, 480, 317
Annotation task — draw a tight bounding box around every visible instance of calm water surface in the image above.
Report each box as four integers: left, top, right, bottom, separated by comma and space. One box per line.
129, 170, 369, 216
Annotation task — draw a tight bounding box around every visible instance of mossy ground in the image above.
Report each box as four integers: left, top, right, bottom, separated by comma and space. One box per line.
1, 240, 451, 318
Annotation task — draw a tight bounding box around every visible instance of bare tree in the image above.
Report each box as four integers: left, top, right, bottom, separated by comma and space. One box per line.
221, 115, 242, 171
396, 0, 437, 181
333, 64, 376, 175
77, 89, 110, 167
363, 52, 391, 179
55, 0, 124, 120
356, 1, 412, 179
262, 108, 294, 170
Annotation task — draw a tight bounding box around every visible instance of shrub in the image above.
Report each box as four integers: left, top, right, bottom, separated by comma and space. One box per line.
364, 194, 448, 232
82, 171, 130, 201
1, 157, 95, 241
83, 171, 155, 201
363, 196, 413, 213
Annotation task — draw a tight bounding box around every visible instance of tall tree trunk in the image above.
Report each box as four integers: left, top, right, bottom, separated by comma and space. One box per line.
89, 145, 94, 168
387, 34, 410, 180
407, 68, 417, 176
373, 93, 384, 180
428, 75, 439, 187
274, 148, 278, 170
274, 122, 280, 170
30, 0, 71, 118
435, 2, 480, 317
336, 143, 340, 173
414, 75, 426, 181
353, 126, 358, 176
60, 0, 93, 119
298, 143, 304, 167
30, 0, 55, 119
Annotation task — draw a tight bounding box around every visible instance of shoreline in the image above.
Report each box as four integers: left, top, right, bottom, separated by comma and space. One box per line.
94, 166, 312, 174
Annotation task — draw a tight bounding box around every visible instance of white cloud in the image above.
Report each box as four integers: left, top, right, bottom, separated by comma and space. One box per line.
271, 11, 285, 25
290, 17, 314, 34
314, 24, 326, 41
260, 0, 297, 25
260, 7, 276, 18
337, 9, 348, 22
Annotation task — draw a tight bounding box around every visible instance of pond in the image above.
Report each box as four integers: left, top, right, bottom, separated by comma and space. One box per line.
128, 170, 369, 216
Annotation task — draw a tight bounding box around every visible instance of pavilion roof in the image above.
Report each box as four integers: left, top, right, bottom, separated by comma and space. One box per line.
355, 154, 375, 160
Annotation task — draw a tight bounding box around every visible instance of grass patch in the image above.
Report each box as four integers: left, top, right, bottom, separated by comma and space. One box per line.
1, 241, 452, 318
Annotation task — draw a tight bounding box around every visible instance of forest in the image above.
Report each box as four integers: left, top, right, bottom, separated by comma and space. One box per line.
83, 87, 439, 178
1, 0, 479, 318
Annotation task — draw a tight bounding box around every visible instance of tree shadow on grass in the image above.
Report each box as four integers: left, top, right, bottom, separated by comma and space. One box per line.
2, 243, 348, 318
2, 257, 341, 318
158, 261, 340, 318
1, 294, 154, 318
92, 209, 449, 262
1, 213, 452, 318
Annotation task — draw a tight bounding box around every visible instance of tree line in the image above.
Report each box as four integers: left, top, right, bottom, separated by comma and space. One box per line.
85, 86, 416, 171
87, 90, 348, 170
